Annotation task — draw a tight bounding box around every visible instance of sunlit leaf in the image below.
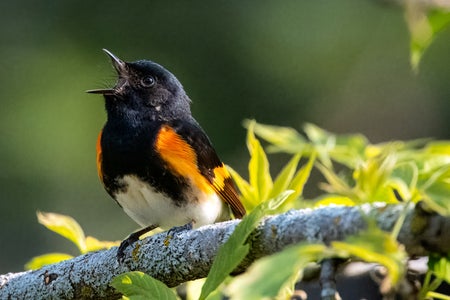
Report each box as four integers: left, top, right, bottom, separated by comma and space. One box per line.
226, 243, 327, 300
282, 153, 316, 210
332, 226, 406, 285
111, 271, 178, 300
386, 179, 413, 204
199, 191, 293, 300
353, 153, 398, 203
419, 163, 450, 190
314, 195, 356, 207
227, 166, 258, 210
248, 120, 306, 153
85, 236, 120, 252
417, 159, 450, 215
429, 253, 450, 284
186, 279, 206, 300
247, 120, 273, 201
388, 162, 420, 202
268, 153, 301, 200
426, 141, 450, 155
425, 291, 450, 300
405, 3, 450, 72
303, 123, 331, 144
330, 133, 368, 168
303, 123, 334, 168
365, 144, 383, 159
316, 162, 353, 196
421, 180, 450, 216
37, 211, 86, 253
24, 253, 73, 270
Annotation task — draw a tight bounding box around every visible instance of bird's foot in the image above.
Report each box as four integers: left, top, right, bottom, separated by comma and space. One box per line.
117, 224, 158, 262
167, 221, 194, 237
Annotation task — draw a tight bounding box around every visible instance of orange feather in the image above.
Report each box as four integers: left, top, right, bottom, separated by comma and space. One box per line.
155, 125, 213, 194
96, 131, 104, 182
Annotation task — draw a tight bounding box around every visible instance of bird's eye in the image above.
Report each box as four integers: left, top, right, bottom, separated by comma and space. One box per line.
140, 76, 155, 88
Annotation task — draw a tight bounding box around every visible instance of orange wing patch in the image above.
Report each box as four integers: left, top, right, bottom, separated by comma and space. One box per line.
155, 125, 213, 194
96, 130, 104, 182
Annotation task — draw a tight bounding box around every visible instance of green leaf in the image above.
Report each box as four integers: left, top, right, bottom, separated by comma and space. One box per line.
247, 120, 306, 153
227, 166, 257, 210
268, 153, 301, 200
226, 243, 327, 300
421, 181, 450, 216
247, 120, 273, 201
85, 236, 120, 252
425, 291, 450, 300
353, 153, 398, 203
24, 253, 73, 270
419, 162, 450, 191
425, 141, 450, 155
314, 195, 356, 207
331, 226, 406, 285
303, 123, 330, 144
331, 133, 368, 168
303, 123, 334, 168
390, 162, 419, 201
199, 190, 293, 300
37, 211, 87, 253
419, 163, 450, 215
316, 161, 353, 196
406, 4, 450, 72
111, 271, 178, 300
283, 152, 316, 209
428, 253, 450, 284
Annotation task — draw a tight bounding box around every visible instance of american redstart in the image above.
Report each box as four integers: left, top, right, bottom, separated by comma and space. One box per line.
87, 49, 246, 259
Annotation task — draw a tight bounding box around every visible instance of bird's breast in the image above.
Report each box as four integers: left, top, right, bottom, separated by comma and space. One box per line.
113, 175, 229, 229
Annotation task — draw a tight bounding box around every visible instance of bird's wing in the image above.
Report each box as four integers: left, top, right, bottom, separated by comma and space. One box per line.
154, 120, 246, 218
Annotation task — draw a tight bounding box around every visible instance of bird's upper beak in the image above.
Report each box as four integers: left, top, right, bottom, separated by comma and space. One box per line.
86, 49, 127, 95
103, 49, 127, 76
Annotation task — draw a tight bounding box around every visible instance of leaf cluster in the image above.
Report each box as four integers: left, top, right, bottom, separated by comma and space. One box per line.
25, 212, 119, 270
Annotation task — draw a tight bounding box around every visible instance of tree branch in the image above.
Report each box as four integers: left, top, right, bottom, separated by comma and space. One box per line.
1, 202, 449, 299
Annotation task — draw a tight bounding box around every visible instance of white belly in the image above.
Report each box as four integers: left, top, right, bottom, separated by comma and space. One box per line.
114, 175, 228, 229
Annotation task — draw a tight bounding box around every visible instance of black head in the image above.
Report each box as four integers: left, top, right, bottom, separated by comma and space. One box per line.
87, 49, 191, 122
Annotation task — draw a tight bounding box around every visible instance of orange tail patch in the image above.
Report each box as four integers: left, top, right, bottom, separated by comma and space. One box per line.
212, 165, 246, 218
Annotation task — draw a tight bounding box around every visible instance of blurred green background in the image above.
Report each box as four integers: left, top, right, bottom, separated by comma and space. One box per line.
1, 1, 449, 273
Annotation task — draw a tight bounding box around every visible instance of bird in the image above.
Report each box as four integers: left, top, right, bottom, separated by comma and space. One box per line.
87, 49, 246, 260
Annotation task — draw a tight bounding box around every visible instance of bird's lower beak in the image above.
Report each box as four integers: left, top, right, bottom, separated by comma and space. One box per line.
86, 88, 116, 95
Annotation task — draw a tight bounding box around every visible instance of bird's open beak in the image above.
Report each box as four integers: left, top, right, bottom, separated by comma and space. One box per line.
86, 49, 127, 95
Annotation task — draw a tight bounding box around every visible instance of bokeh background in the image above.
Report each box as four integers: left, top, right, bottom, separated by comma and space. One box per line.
1, 1, 449, 273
